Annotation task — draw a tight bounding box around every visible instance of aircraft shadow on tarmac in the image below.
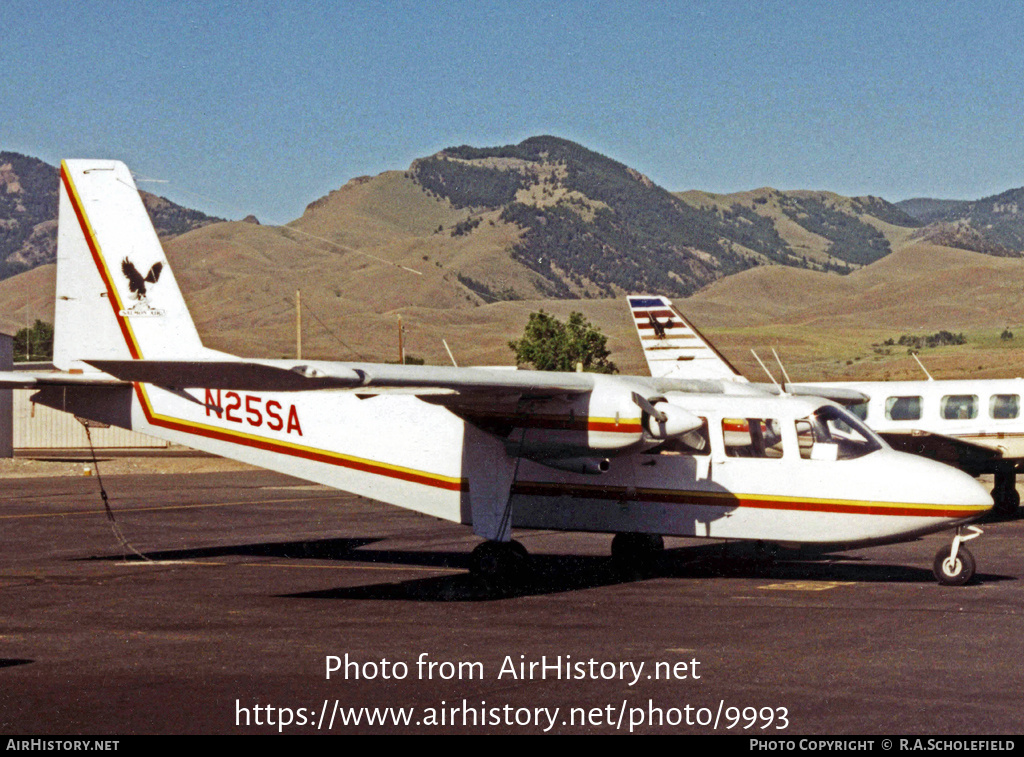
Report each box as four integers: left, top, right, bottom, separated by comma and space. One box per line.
0, 659, 33, 669
83, 538, 1012, 601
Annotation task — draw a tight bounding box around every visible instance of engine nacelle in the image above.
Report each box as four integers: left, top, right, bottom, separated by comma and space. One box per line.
498, 379, 650, 460
643, 401, 704, 440
492, 380, 706, 463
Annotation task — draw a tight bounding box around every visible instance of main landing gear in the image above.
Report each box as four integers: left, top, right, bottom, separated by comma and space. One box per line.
610, 533, 664, 568
991, 468, 1020, 519
932, 526, 982, 586
469, 540, 529, 579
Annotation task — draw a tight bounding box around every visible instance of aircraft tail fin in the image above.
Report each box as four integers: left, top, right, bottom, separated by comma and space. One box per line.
54, 160, 208, 371
627, 295, 746, 381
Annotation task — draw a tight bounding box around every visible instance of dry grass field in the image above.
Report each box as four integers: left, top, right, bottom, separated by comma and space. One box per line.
2, 167, 1023, 383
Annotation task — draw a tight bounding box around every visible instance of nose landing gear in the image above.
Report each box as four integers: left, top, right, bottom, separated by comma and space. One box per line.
932, 525, 982, 586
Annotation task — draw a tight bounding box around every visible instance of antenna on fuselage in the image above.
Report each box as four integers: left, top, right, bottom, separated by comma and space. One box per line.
911, 352, 935, 381
442, 338, 458, 367
751, 349, 785, 393
772, 348, 793, 385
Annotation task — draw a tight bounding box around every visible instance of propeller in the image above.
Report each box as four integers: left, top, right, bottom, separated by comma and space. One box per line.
632, 392, 704, 439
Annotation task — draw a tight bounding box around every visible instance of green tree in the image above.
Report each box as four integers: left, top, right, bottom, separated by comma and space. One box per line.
508, 310, 617, 373
14, 319, 54, 362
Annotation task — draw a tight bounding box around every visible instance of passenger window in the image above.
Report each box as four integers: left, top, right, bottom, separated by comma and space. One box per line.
723, 418, 783, 458
990, 395, 1020, 420
941, 395, 978, 420
885, 396, 922, 421
645, 418, 710, 456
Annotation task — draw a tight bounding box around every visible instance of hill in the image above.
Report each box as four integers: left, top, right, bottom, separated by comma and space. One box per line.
5, 139, 1016, 303
898, 187, 1024, 257
3, 138, 1024, 382
404, 136, 925, 297
0, 152, 222, 278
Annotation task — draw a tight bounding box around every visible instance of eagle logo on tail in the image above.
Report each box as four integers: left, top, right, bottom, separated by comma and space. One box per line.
646, 312, 674, 339
119, 258, 165, 317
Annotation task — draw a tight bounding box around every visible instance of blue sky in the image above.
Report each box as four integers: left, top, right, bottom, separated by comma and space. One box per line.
4, 1, 1022, 221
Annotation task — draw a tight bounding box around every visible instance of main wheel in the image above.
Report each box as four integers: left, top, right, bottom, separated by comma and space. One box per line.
611, 533, 664, 567
992, 483, 1020, 519
932, 544, 976, 586
469, 541, 528, 579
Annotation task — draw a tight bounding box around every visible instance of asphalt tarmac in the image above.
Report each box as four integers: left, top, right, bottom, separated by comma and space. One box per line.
1, 467, 1022, 735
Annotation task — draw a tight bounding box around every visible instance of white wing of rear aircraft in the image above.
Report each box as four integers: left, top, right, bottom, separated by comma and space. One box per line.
19, 160, 993, 586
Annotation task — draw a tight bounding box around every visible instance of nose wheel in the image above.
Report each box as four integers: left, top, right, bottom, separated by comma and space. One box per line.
932, 526, 981, 586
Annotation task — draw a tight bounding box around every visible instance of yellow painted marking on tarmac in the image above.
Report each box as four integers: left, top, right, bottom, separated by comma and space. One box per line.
110, 558, 460, 575
118, 560, 214, 566
759, 581, 855, 591
0, 496, 331, 520
240, 561, 462, 574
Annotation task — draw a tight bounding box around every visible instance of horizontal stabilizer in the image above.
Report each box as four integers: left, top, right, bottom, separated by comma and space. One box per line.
0, 370, 127, 389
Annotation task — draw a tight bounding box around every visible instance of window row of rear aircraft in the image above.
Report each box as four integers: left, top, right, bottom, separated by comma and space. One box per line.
856, 392, 1020, 423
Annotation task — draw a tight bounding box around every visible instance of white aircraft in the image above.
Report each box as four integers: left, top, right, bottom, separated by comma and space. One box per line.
0, 161, 994, 586
628, 294, 1024, 518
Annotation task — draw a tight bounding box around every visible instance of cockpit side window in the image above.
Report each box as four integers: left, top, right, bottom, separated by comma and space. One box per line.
848, 401, 868, 421
885, 396, 922, 421
723, 418, 784, 458
797, 405, 882, 461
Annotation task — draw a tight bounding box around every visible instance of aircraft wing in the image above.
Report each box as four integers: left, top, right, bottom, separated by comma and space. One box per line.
878, 429, 1003, 477
778, 383, 869, 406
85, 359, 600, 399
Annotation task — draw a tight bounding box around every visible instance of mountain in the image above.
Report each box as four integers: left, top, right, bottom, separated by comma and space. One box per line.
897, 187, 1024, 257
6, 139, 1015, 302
4, 138, 1024, 382
402, 136, 923, 297
0, 152, 222, 278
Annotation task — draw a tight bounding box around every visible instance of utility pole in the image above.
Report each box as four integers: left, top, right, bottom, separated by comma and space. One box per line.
397, 315, 405, 364
296, 290, 302, 360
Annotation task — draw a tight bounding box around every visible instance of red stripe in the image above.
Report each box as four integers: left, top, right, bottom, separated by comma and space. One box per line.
633, 309, 675, 319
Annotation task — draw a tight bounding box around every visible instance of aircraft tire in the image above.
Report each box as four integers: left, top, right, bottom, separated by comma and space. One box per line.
611, 533, 664, 566
932, 544, 976, 586
469, 541, 528, 579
